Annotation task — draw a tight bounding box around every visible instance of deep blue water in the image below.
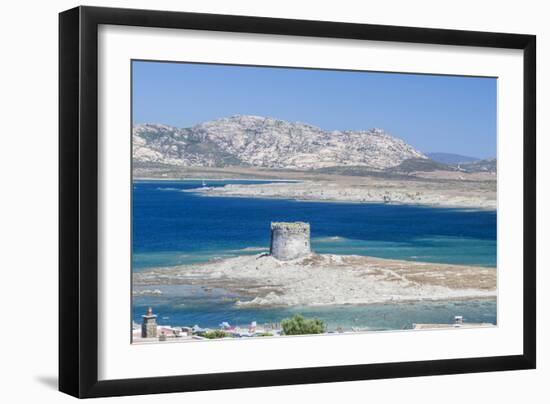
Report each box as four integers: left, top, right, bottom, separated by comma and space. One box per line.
133, 180, 496, 270
132, 180, 497, 330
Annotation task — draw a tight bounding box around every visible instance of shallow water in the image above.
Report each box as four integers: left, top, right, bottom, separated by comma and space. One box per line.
133, 285, 496, 330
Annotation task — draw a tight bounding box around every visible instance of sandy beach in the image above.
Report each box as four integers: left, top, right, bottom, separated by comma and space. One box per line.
186, 179, 496, 209
133, 253, 496, 307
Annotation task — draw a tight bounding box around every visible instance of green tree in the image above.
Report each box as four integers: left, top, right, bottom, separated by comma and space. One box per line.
202, 330, 228, 339
281, 315, 325, 335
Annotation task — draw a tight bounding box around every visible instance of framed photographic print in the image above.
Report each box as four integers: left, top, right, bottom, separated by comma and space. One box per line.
59, 6, 536, 398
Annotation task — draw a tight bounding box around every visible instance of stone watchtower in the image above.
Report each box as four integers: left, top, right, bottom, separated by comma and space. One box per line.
141, 307, 158, 338
269, 222, 311, 261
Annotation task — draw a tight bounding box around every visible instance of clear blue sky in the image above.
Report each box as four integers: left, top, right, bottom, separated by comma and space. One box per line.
133, 60, 496, 159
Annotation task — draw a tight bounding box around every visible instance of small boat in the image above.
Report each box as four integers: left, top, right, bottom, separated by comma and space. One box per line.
202, 179, 207, 187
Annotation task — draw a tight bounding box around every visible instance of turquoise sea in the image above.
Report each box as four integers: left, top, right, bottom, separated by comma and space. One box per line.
132, 180, 497, 330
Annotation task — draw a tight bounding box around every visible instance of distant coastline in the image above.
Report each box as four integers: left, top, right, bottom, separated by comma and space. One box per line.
183, 180, 496, 210
134, 177, 300, 182
133, 175, 496, 210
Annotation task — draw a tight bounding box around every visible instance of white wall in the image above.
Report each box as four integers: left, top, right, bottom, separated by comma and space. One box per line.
0, 0, 547, 402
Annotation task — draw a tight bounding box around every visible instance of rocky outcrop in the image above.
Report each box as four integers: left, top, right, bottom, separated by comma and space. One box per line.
133, 115, 427, 170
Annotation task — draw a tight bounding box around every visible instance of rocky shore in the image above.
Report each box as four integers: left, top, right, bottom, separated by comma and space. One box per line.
186, 179, 496, 209
133, 253, 496, 307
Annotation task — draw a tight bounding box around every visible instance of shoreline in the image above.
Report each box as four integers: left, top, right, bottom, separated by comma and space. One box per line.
187, 189, 496, 211
134, 177, 300, 182
134, 171, 496, 210
131, 299, 497, 343
184, 181, 496, 210
134, 253, 497, 308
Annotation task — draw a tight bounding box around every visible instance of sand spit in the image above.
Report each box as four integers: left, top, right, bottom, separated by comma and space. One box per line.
133, 253, 496, 307
186, 180, 496, 209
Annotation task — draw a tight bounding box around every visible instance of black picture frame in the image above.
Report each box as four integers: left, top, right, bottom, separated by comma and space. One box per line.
59, 5, 536, 398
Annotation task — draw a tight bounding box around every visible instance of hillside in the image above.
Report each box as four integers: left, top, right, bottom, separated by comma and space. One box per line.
459, 158, 497, 173
426, 152, 480, 165
133, 115, 427, 171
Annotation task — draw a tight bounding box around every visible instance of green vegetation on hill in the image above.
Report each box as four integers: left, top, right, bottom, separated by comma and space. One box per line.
459, 158, 497, 173
387, 158, 457, 173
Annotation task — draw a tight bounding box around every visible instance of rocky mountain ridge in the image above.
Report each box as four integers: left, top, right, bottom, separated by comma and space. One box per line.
133, 115, 427, 170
